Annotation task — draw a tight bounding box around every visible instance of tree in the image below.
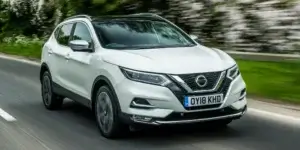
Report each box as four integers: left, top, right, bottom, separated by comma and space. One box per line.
35, 0, 57, 37
0, 0, 39, 37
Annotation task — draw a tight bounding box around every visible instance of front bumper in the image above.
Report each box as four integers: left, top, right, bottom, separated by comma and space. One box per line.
152, 105, 246, 125
130, 105, 247, 125
115, 72, 247, 125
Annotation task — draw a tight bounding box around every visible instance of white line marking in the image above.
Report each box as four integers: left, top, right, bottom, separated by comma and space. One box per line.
248, 108, 300, 124
0, 108, 17, 122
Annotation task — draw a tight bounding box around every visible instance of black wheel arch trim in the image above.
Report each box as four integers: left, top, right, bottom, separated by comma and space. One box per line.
40, 63, 51, 83
91, 75, 122, 115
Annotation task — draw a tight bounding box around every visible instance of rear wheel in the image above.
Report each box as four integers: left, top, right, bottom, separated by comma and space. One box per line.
41, 71, 64, 110
94, 86, 129, 139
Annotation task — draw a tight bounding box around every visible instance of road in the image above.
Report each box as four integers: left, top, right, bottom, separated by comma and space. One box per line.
0, 56, 300, 150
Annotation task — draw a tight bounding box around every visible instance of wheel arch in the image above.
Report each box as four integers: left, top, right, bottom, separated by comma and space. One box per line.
91, 75, 122, 113
40, 63, 50, 83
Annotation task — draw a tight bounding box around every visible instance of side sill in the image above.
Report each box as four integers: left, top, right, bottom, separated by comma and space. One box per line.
52, 82, 92, 109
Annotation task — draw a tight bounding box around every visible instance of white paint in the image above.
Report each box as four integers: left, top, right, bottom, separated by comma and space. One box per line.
0, 108, 17, 122
248, 108, 300, 124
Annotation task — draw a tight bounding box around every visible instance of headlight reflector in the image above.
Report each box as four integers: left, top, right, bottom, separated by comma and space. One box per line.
227, 64, 240, 80
120, 67, 171, 86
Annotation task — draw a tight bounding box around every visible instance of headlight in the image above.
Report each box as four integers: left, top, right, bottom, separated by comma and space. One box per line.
120, 67, 172, 86
227, 64, 240, 80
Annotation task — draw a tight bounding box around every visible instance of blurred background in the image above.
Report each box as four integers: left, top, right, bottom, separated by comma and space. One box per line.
2, 0, 300, 53
0, 0, 300, 103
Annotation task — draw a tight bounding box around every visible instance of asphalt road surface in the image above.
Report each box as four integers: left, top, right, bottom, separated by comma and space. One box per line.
0, 56, 300, 150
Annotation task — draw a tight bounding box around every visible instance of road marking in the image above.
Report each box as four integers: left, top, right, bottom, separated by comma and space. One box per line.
248, 108, 300, 124
0, 108, 17, 122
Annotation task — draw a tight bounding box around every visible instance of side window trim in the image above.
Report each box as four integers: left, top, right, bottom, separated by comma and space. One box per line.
54, 25, 62, 40
70, 21, 95, 50
56, 22, 76, 47
69, 23, 76, 45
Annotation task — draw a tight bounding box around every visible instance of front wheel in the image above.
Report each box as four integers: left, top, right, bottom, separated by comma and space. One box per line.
94, 86, 129, 139
41, 71, 64, 110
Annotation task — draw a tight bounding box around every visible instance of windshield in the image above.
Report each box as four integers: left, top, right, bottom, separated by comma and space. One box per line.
92, 19, 196, 50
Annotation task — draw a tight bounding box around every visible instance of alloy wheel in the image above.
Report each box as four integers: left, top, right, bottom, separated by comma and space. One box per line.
42, 76, 52, 106
96, 92, 114, 134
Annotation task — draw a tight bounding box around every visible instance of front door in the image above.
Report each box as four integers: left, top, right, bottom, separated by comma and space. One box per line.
63, 22, 95, 100
50, 23, 75, 89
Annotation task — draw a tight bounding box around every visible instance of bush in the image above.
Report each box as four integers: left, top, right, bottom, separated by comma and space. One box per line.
0, 35, 44, 59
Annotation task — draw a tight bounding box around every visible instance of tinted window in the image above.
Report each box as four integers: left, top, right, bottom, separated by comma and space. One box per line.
93, 20, 196, 50
72, 22, 93, 48
57, 23, 74, 46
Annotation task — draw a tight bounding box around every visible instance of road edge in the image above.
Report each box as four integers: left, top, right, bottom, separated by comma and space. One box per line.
0, 53, 40, 66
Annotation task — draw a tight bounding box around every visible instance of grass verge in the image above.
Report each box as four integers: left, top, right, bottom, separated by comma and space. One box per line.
0, 43, 42, 59
0, 43, 299, 104
237, 59, 300, 104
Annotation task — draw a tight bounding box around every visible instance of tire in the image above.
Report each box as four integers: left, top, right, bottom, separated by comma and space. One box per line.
94, 86, 129, 139
41, 71, 64, 110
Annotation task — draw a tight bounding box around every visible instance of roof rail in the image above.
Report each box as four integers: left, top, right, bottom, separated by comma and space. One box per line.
64, 14, 92, 21
129, 13, 162, 18
129, 13, 170, 22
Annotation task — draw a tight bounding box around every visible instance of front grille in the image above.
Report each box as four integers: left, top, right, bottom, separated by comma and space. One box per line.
170, 72, 233, 111
178, 71, 222, 91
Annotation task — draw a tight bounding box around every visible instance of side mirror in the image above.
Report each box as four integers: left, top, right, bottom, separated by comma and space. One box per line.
69, 40, 93, 52
190, 34, 198, 40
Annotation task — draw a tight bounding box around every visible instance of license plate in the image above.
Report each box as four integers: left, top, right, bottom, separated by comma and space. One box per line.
184, 94, 223, 107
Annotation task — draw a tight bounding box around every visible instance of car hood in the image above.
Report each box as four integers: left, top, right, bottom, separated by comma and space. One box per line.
102, 45, 236, 74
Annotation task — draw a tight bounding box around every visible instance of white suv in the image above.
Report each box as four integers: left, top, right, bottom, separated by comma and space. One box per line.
40, 13, 247, 139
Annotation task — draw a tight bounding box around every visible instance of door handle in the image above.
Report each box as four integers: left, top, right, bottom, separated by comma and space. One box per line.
48, 48, 53, 54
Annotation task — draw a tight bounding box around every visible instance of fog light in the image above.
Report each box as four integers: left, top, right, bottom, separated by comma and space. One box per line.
242, 106, 247, 115
131, 115, 152, 122
239, 88, 246, 101
130, 98, 155, 109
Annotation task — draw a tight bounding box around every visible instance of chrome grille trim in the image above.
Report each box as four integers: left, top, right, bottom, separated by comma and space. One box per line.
171, 71, 226, 93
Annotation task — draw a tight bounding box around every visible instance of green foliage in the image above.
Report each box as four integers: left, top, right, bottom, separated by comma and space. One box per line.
237, 59, 300, 103
2, 0, 39, 36
56, 0, 124, 16
0, 1, 10, 38
0, 35, 43, 59
0, 0, 125, 39
0, 43, 42, 59
1, 0, 300, 53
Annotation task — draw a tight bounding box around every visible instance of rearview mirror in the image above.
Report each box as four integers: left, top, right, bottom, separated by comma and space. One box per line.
69, 40, 93, 52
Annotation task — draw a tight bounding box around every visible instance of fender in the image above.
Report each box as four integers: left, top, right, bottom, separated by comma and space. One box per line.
91, 75, 122, 113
